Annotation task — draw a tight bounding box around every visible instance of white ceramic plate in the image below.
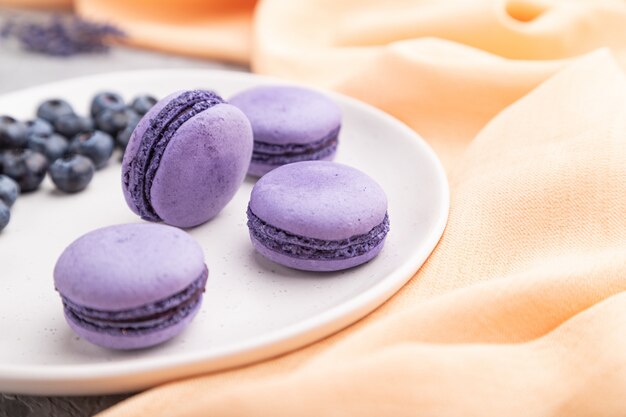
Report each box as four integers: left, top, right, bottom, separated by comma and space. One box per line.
0, 70, 448, 395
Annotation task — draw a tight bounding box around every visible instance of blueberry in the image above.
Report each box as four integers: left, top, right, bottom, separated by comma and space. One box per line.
90, 92, 125, 117
95, 108, 139, 135
115, 116, 139, 151
130, 94, 157, 115
69, 131, 114, 169
53, 113, 94, 138
0, 174, 19, 207
0, 149, 48, 192
27, 132, 69, 162
0, 201, 9, 232
48, 154, 95, 193
25, 118, 54, 137
36, 99, 74, 123
0, 115, 28, 149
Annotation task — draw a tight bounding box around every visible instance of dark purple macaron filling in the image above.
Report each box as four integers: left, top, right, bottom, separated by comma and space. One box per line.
61, 267, 208, 336
251, 126, 339, 165
247, 207, 389, 260
123, 91, 224, 222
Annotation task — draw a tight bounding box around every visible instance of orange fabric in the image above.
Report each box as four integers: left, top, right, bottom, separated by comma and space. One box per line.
75, 0, 256, 64
253, 0, 626, 166
100, 48, 626, 416
96, 1, 626, 416
7, 0, 626, 415
0, 0, 253, 62
0, 0, 71, 8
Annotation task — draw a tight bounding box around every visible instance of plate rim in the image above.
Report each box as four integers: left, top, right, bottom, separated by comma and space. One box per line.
0, 68, 449, 394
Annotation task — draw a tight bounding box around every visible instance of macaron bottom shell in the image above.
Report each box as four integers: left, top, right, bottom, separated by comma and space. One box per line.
250, 235, 386, 272
64, 300, 202, 350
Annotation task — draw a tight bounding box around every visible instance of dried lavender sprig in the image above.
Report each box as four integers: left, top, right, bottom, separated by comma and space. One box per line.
1, 15, 125, 57
0, 20, 14, 39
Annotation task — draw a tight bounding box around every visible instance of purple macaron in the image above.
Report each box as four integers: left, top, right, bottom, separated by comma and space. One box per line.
122, 90, 253, 228
54, 223, 208, 350
246, 161, 389, 271
229, 85, 341, 177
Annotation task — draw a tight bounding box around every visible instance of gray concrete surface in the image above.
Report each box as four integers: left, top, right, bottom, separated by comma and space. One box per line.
0, 6, 243, 417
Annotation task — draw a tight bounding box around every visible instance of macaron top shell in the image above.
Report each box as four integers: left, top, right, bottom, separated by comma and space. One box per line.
54, 223, 206, 311
249, 161, 388, 241
229, 86, 341, 145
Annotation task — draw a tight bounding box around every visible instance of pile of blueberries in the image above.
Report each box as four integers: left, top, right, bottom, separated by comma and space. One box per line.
0, 92, 157, 232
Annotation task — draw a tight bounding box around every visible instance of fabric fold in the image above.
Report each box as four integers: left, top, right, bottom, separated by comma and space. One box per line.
254, 0, 626, 166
